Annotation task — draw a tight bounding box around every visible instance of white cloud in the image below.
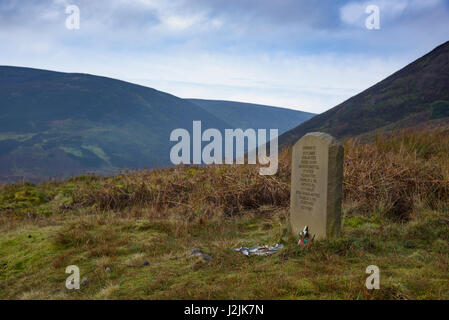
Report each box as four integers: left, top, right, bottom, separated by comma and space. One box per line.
340, 0, 442, 27
0, 0, 447, 114
0, 41, 408, 113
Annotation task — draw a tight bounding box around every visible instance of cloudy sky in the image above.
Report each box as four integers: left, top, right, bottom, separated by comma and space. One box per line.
0, 0, 448, 113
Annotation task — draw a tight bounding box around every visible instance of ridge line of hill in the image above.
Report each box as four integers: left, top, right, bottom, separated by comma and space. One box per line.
279, 40, 449, 147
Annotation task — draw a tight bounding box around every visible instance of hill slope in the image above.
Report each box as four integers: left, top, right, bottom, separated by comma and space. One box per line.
1, 128, 448, 299
189, 99, 315, 135
0, 67, 312, 182
279, 41, 449, 147
0, 66, 234, 182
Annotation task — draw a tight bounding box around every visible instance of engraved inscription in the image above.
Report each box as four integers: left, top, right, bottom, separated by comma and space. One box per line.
290, 132, 343, 239
296, 145, 320, 212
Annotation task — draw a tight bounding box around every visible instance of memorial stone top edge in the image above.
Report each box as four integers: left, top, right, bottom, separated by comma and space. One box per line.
293, 132, 342, 148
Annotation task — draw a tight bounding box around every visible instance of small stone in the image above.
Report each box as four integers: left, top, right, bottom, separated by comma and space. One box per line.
190, 248, 202, 256
142, 260, 150, 266
201, 254, 212, 261
189, 249, 212, 261
105, 267, 111, 273
80, 277, 89, 287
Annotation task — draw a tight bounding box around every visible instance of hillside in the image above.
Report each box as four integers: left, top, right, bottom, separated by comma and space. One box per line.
189, 99, 315, 135
279, 41, 449, 147
1, 128, 448, 299
0, 66, 312, 182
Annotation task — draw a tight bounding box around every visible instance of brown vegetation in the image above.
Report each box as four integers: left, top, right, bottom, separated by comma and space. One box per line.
58, 128, 449, 224
1, 127, 449, 299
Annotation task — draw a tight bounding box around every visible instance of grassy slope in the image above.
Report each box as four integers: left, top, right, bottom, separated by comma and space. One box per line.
0, 129, 449, 299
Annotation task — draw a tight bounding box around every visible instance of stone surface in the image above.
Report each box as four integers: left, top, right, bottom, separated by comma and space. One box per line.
80, 277, 89, 287
201, 254, 213, 261
189, 249, 212, 261
290, 132, 343, 239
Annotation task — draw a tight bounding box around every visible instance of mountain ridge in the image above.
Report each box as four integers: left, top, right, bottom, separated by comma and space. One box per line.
188, 99, 314, 135
0, 66, 313, 182
279, 41, 449, 147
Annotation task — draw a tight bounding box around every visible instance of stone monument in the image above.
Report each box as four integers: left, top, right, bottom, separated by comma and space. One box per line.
290, 132, 344, 239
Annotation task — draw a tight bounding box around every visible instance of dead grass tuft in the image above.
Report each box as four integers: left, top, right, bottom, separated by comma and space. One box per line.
343, 129, 449, 220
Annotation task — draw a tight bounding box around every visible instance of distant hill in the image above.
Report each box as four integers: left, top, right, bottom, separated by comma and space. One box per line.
279, 41, 449, 147
189, 99, 314, 135
0, 66, 313, 182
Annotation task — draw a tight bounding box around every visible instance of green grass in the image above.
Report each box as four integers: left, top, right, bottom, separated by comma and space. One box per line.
81, 145, 111, 165
0, 204, 448, 299
60, 146, 83, 158
1, 129, 449, 299
0, 133, 36, 142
